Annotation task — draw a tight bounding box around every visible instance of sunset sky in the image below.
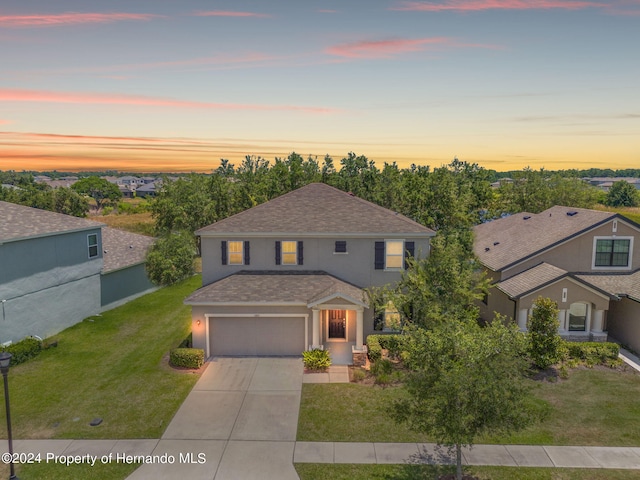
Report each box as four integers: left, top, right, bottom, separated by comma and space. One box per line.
1, 0, 639, 173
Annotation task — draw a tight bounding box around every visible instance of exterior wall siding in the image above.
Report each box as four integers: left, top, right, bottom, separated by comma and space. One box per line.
607, 298, 640, 354
100, 263, 156, 309
518, 278, 610, 311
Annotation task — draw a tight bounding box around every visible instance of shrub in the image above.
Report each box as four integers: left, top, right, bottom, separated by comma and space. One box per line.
565, 342, 619, 367
371, 358, 394, 376
377, 334, 405, 358
366, 335, 382, 362
527, 297, 563, 369
302, 348, 331, 371
351, 368, 366, 382
1, 337, 42, 366
169, 348, 204, 369
374, 373, 392, 385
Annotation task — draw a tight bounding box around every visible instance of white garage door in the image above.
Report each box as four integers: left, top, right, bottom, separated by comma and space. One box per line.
209, 316, 305, 356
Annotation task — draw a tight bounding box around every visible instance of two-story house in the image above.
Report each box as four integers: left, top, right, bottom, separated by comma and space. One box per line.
475, 206, 640, 352
0, 201, 156, 344
186, 183, 435, 364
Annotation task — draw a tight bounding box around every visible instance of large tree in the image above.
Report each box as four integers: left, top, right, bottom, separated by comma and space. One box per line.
71, 176, 122, 211
395, 320, 534, 480
606, 180, 640, 207
145, 230, 196, 286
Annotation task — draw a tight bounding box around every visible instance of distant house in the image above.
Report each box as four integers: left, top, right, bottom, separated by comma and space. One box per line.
135, 182, 158, 198
475, 206, 640, 352
0, 201, 156, 344
186, 183, 435, 364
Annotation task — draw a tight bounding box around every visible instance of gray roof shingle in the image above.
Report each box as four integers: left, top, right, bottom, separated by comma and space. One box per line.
197, 183, 434, 236
495, 263, 567, 298
0, 200, 104, 243
576, 271, 640, 302
101, 227, 155, 273
185, 271, 368, 307
474, 206, 616, 271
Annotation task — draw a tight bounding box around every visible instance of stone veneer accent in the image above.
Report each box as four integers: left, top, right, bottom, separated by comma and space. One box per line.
352, 347, 368, 367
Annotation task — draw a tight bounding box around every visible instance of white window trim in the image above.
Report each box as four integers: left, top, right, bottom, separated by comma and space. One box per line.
87, 233, 99, 259
384, 239, 405, 270
227, 240, 244, 265
591, 236, 633, 271
281, 240, 298, 265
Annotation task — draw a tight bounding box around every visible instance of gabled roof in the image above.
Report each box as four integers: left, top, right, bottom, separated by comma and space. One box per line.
0, 200, 104, 243
185, 271, 368, 307
101, 227, 154, 273
576, 270, 640, 303
474, 206, 617, 271
197, 183, 434, 237
496, 263, 568, 298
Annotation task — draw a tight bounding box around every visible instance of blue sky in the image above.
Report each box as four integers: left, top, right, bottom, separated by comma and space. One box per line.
1, 0, 639, 172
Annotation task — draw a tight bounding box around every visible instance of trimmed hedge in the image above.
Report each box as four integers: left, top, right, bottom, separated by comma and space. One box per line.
366, 334, 405, 362
1, 337, 42, 366
565, 341, 619, 366
302, 348, 331, 371
169, 348, 204, 369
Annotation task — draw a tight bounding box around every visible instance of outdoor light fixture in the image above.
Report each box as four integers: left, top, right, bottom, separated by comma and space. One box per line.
197, 319, 201, 326
1, 351, 18, 479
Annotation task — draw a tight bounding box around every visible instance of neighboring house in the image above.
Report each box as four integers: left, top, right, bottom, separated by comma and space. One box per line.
585, 177, 640, 192
135, 182, 158, 198
185, 183, 435, 364
475, 206, 640, 352
0, 201, 156, 344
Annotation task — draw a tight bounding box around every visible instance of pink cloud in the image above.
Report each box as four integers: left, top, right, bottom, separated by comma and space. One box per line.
0, 88, 338, 114
193, 10, 271, 18
0, 12, 160, 27
325, 37, 499, 59
392, 0, 607, 12
0, 119, 11, 125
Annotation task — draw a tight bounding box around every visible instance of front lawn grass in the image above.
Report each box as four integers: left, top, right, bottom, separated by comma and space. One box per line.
0, 276, 201, 440
295, 464, 640, 480
3, 460, 140, 480
297, 366, 640, 446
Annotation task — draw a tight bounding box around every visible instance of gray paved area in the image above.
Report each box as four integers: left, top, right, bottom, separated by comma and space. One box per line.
302, 365, 350, 383
6, 355, 640, 478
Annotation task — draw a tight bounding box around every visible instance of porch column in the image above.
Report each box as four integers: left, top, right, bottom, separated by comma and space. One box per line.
355, 307, 364, 350
517, 309, 528, 331
558, 309, 567, 332
592, 309, 604, 333
311, 308, 321, 349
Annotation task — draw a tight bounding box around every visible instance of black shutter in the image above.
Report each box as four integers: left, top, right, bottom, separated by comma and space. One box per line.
335, 241, 347, 253
404, 241, 415, 269
298, 241, 304, 265
275, 241, 281, 265
374, 241, 385, 270
244, 241, 250, 265
221, 241, 228, 265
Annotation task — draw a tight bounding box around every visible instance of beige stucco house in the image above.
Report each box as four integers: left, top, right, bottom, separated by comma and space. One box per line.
475, 205, 640, 352
185, 183, 435, 364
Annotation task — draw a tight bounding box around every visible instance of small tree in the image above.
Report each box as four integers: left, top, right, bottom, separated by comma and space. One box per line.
145, 231, 196, 286
527, 296, 563, 369
605, 180, 640, 207
395, 320, 534, 480
71, 177, 122, 211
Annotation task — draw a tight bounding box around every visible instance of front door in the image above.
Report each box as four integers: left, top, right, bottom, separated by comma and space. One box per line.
328, 310, 346, 339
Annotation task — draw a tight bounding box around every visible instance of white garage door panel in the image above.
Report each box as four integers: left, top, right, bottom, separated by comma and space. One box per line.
210, 317, 304, 356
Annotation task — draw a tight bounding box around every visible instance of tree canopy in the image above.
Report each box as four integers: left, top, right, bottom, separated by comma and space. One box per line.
606, 180, 640, 207
71, 176, 122, 211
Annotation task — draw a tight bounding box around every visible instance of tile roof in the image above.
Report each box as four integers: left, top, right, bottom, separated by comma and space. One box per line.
197, 183, 434, 236
576, 270, 640, 302
495, 263, 567, 298
185, 271, 368, 307
474, 206, 616, 271
101, 227, 155, 273
0, 200, 104, 243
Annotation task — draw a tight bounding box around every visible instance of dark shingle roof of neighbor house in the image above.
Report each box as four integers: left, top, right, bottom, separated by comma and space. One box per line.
0, 200, 104, 243
197, 183, 434, 236
101, 227, 155, 273
474, 206, 616, 271
575, 270, 640, 303
496, 262, 568, 298
185, 271, 368, 307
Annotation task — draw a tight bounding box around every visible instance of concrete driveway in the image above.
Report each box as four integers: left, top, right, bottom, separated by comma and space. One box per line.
127, 357, 302, 480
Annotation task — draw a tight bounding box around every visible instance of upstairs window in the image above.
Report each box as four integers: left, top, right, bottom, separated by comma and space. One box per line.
275, 241, 303, 265
594, 238, 631, 267
385, 240, 404, 269
221, 241, 250, 265
87, 233, 99, 259
228, 241, 244, 265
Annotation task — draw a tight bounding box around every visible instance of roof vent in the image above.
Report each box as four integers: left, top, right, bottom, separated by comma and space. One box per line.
523, 216, 531, 220
493, 241, 500, 246
485, 247, 490, 252
566, 211, 578, 216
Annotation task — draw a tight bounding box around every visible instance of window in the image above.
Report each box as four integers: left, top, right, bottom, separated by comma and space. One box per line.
87, 234, 98, 259
275, 241, 303, 265
568, 303, 587, 331
228, 241, 243, 265
335, 241, 347, 253
374, 303, 401, 332
221, 240, 250, 265
385, 240, 404, 269
594, 238, 631, 267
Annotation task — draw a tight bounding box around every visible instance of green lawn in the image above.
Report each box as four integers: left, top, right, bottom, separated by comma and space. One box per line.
0, 276, 201, 440
3, 461, 140, 480
298, 367, 640, 446
295, 464, 640, 480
